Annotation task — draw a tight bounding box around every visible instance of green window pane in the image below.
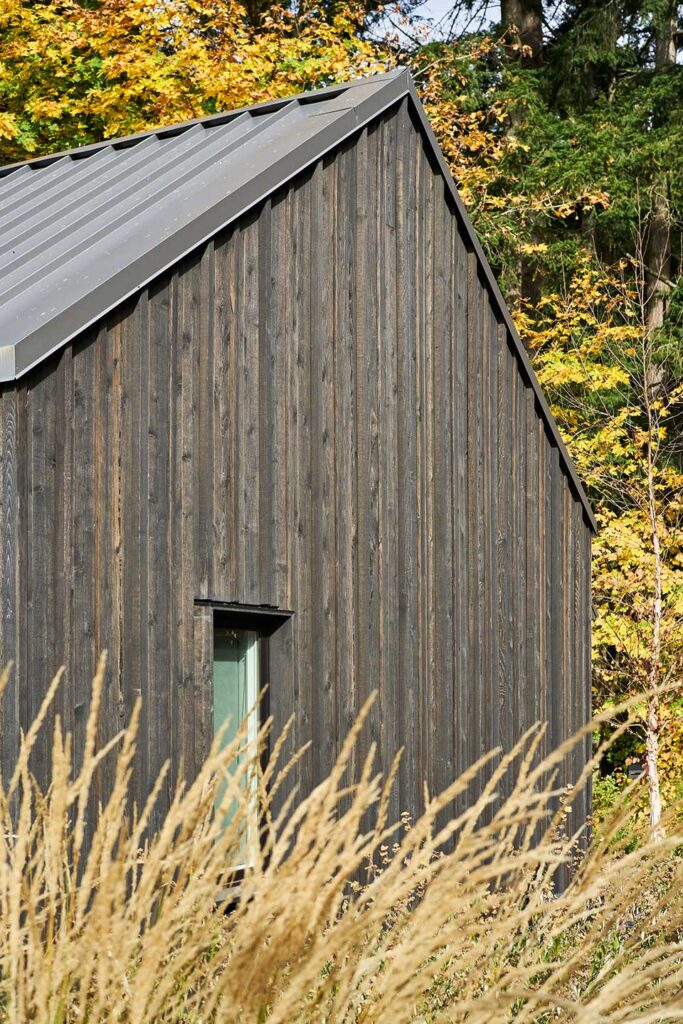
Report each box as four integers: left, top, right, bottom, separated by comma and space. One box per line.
213, 628, 259, 865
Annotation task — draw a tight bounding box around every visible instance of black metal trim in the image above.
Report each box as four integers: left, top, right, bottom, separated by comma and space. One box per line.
210, 601, 293, 636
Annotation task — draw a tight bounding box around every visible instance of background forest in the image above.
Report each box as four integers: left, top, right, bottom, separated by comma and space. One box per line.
1, 0, 681, 829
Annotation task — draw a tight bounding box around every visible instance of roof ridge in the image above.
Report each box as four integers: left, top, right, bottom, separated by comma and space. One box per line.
0, 69, 407, 177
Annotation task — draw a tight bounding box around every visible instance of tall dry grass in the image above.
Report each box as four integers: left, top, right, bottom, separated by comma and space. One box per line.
0, 656, 682, 1023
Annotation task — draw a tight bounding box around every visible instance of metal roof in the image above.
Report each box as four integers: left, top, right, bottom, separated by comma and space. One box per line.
0, 68, 596, 530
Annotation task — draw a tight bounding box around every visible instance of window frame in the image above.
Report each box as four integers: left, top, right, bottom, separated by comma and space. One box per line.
210, 603, 292, 775
212, 624, 260, 866
194, 601, 292, 891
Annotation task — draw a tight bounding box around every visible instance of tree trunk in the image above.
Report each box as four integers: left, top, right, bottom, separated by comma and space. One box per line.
655, 0, 678, 67
646, 697, 663, 834
645, 183, 671, 337
645, 434, 664, 835
501, 0, 543, 65
645, 2, 676, 345
643, 304, 665, 836
501, 0, 543, 317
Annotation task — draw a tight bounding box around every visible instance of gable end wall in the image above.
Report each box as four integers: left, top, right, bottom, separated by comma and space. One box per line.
0, 98, 591, 832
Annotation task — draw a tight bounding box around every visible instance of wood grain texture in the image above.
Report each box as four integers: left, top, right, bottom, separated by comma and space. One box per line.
0, 100, 592, 833
0, 385, 19, 784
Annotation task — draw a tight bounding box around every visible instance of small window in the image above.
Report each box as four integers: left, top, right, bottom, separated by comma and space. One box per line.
209, 604, 291, 868
213, 627, 260, 866
213, 628, 259, 755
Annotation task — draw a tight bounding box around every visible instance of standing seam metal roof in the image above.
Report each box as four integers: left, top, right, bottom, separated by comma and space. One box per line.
0, 68, 596, 531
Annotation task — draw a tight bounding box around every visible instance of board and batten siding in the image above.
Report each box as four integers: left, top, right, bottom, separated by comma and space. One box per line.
0, 98, 592, 834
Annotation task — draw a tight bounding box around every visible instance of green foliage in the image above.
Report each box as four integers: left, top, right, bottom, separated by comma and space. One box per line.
592, 771, 623, 822
0, 0, 388, 162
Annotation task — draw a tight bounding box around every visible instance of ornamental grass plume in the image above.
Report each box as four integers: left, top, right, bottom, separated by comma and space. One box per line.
0, 655, 681, 1023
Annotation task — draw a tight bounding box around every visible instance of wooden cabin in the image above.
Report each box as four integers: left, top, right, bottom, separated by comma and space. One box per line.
0, 70, 595, 833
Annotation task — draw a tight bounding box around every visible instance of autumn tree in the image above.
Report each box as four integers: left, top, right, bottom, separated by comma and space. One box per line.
515, 255, 683, 828
0, 0, 389, 161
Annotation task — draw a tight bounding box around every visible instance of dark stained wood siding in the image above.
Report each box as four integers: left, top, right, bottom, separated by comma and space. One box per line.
0, 98, 592, 828
0, 383, 19, 785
